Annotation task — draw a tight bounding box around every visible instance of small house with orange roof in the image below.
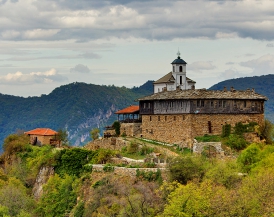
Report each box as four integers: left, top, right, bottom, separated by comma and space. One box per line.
24, 128, 60, 146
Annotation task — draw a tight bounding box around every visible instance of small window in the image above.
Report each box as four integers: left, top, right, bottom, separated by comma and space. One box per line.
223, 101, 226, 108
182, 115, 185, 121
179, 66, 182, 72
211, 101, 214, 107
244, 101, 247, 108
149, 116, 152, 121
148, 103, 150, 109
201, 100, 204, 107
165, 116, 167, 121
173, 66, 175, 72
180, 76, 182, 85
174, 116, 176, 121
158, 116, 160, 121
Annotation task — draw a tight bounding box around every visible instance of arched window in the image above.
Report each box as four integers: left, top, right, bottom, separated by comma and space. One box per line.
173, 66, 175, 72
179, 66, 183, 72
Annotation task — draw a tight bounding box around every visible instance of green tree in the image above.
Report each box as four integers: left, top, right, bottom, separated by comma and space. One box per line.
37, 174, 77, 217
168, 156, 206, 185
261, 119, 274, 144
56, 129, 69, 146
112, 121, 121, 136
237, 143, 262, 173
90, 128, 100, 141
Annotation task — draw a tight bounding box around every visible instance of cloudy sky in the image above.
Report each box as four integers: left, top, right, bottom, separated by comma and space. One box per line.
0, 0, 274, 97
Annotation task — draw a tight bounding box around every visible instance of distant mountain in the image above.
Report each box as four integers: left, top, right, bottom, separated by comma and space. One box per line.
0, 81, 154, 149
209, 74, 274, 122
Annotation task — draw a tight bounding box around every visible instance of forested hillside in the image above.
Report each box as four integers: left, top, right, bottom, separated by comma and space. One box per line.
209, 74, 274, 122
0, 81, 153, 149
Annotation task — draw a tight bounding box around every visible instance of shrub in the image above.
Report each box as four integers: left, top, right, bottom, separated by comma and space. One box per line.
127, 142, 139, 154
112, 121, 121, 136
103, 164, 114, 172
55, 148, 96, 177
136, 169, 162, 183
168, 156, 206, 185
222, 124, 231, 137
224, 134, 247, 150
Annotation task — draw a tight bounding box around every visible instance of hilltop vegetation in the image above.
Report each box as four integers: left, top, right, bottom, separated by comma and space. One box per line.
1, 129, 274, 216
0, 81, 153, 149
209, 74, 274, 122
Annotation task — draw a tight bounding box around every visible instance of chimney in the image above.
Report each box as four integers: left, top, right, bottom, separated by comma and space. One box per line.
191, 85, 195, 90
252, 88, 255, 93
230, 86, 234, 92
223, 86, 227, 91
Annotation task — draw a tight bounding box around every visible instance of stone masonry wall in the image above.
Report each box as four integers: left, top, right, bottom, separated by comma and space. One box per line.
120, 123, 142, 137
141, 113, 264, 145
85, 137, 130, 151
92, 164, 167, 180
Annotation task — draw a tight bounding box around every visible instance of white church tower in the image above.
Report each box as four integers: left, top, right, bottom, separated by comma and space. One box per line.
171, 51, 187, 90
153, 52, 196, 93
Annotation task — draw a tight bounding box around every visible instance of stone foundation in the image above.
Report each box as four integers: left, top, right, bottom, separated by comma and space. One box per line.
120, 123, 142, 137
141, 113, 264, 145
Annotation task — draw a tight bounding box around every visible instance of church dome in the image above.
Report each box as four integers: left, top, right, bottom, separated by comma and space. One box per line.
171, 56, 187, 64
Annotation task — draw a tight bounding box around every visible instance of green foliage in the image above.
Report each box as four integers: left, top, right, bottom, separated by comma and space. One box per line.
72, 201, 85, 217
139, 145, 154, 155
224, 134, 248, 150
136, 169, 162, 183
222, 123, 231, 137
0, 178, 35, 216
127, 142, 139, 154
3, 134, 29, 156
143, 162, 156, 168
90, 128, 100, 141
92, 149, 115, 164
237, 143, 262, 173
168, 156, 207, 185
37, 174, 77, 216
55, 148, 96, 177
103, 164, 114, 172
56, 129, 69, 146
195, 134, 222, 142
261, 119, 274, 144
112, 121, 121, 136
205, 160, 242, 189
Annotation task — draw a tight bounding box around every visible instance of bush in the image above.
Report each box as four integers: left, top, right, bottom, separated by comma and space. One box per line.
3, 134, 29, 156
127, 142, 139, 154
136, 169, 162, 183
224, 134, 247, 150
55, 148, 96, 177
168, 156, 206, 185
103, 164, 114, 172
112, 121, 121, 136
222, 124, 231, 137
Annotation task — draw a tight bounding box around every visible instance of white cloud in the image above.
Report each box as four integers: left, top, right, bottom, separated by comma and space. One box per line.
0, 68, 67, 85
188, 61, 216, 72
22, 29, 60, 39
70, 64, 91, 73
240, 54, 274, 75
220, 69, 242, 80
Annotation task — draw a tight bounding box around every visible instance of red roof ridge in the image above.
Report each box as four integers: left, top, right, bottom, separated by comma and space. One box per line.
24, 128, 58, 136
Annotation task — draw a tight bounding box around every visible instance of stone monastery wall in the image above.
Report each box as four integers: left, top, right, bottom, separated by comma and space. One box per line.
141, 113, 264, 145
120, 123, 142, 137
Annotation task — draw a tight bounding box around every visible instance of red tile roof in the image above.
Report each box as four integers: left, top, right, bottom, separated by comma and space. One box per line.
24, 128, 58, 136
115, 105, 139, 114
